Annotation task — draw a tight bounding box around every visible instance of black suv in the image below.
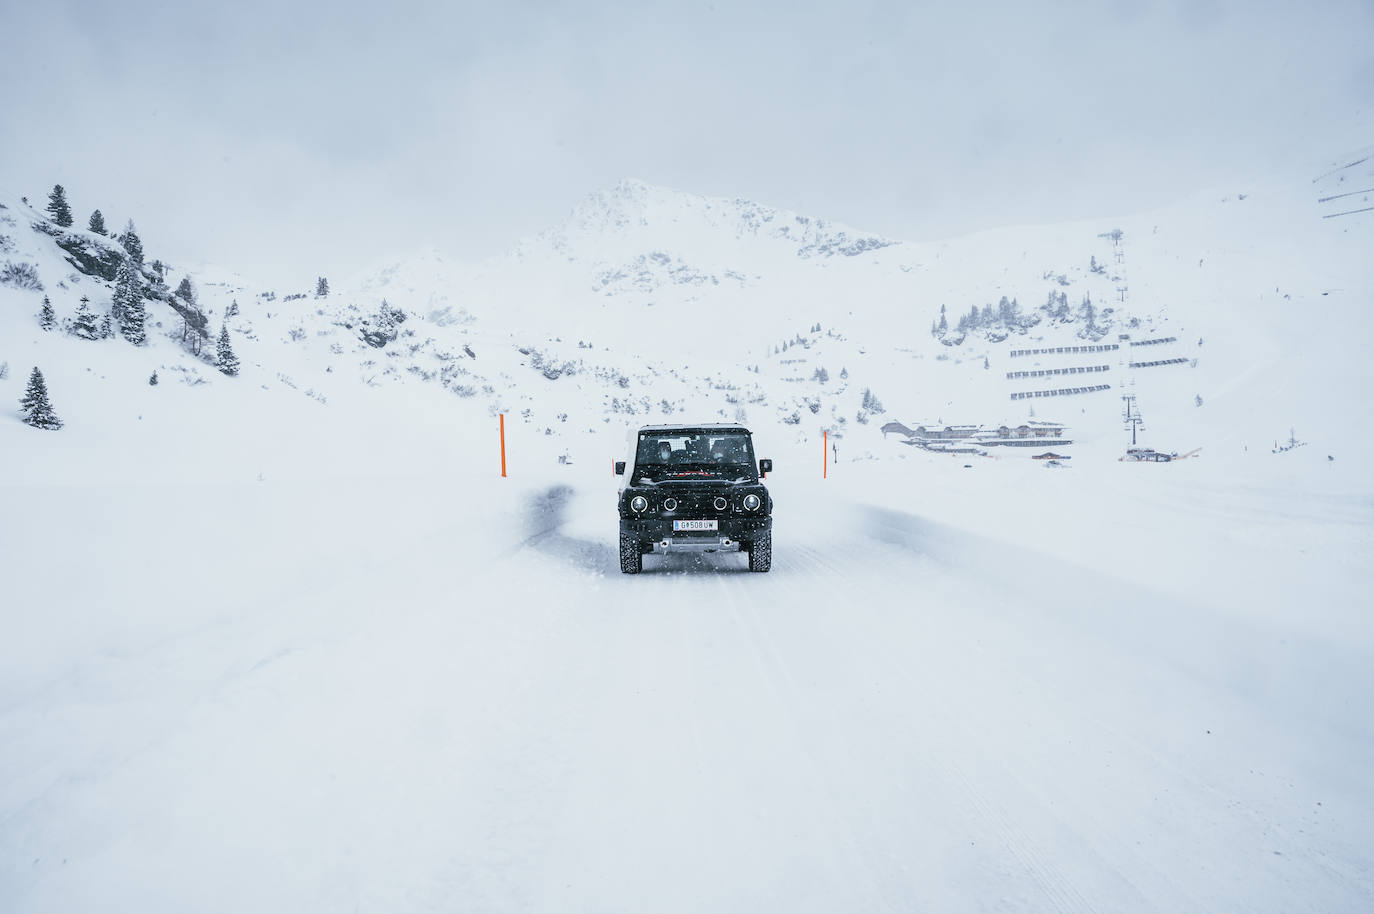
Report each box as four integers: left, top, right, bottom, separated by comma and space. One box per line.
616, 424, 774, 573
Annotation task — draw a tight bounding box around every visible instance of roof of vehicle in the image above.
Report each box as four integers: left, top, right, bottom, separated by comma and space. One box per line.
636, 423, 752, 433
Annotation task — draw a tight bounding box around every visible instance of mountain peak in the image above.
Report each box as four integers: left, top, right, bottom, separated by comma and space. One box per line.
533, 179, 900, 265
562, 178, 660, 236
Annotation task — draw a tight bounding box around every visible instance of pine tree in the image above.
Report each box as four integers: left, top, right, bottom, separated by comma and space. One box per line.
100, 313, 113, 339
88, 209, 107, 234
998, 295, 1022, 327
115, 259, 146, 344
149, 371, 159, 386
121, 296, 146, 345
315, 276, 329, 298
70, 296, 99, 339
47, 185, 73, 227
361, 299, 404, 348
173, 276, 206, 351
119, 220, 144, 264
217, 324, 239, 376
39, 296, 55, 330
112, 257, 138, 322
1079, 295, 1097, 334
20, 367, 63, 429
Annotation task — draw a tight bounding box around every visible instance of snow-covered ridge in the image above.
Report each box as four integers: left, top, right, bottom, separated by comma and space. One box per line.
539, 178, 898, 258
502, 178, 898, 299
592, 251, 750, 295
4, 150, 1373, 483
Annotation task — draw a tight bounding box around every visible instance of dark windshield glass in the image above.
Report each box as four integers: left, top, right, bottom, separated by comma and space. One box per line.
634, 431, 756, 482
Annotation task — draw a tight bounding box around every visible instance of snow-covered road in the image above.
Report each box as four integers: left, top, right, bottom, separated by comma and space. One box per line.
3, 466, 1372, 912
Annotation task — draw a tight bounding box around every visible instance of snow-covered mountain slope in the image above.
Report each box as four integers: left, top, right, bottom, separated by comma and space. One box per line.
6, 158, 1369, 480
248, 160, 1374, 472
2, 155, 1373, 912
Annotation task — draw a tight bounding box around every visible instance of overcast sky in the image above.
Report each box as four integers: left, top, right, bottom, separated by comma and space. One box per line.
2, 0, 1370, 287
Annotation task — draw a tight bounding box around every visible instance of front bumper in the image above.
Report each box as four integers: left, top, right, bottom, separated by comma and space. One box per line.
652, 535, 741, 554
620, 515, 771, 552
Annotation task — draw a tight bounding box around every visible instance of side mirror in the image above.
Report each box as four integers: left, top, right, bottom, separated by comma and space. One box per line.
614, 461, 626, 476
759, 458, 773, 476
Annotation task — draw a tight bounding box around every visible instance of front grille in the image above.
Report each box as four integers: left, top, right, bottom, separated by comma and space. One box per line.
658, 494, 734, 514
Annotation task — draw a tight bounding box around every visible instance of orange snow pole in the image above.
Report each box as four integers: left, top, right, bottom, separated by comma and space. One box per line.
500, 413, 507, 477
823, 430, 828, 479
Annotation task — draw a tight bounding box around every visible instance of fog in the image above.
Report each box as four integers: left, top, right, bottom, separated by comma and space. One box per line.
2, 0, 1369, 286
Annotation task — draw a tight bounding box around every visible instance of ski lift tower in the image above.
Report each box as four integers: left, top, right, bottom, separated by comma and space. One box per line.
1112, 231, 1131, 368
1122, 393, 1144, 446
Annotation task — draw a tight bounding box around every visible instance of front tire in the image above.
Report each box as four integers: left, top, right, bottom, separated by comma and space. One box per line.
619, 532, 643, 574
748, 530, 772, 572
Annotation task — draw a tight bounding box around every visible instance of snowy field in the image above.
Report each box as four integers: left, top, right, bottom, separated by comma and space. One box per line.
3, 156, 1374, 911
3, 410, 1371, 912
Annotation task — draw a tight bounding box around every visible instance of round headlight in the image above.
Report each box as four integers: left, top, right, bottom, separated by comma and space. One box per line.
663, 497, 678, 512
630, 495, 648, 513
713, 496, 728, 511
743, 493, 761, 511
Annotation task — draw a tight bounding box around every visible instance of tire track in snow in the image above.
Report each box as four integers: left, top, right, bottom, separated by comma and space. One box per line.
713, 565, 894, 912
756, 530, 1107, 913
511, 488, 1133, 910
544, 491, 1191, 910
499, 485, 1371, 912
849, 500, 1374, 911
838, 515, 1174, 912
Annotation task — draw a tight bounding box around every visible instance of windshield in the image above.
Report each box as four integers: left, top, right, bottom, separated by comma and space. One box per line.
634, 431, 756, 482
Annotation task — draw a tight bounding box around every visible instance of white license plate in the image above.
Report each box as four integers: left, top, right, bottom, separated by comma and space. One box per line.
673, 519, 718, 532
